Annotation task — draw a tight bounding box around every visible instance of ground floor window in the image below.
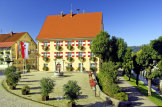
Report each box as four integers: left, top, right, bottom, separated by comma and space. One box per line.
90, 63, 97, 67
68, 63, 72, 67
44, 63, 48, 67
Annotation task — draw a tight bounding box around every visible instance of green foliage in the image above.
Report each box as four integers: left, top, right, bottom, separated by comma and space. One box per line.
150, 36, 162, 56
7, 72, 19, 87
6, 57, 11, 61
90, 67, 97, 72
0, 51, 3, 54
5, 51, 10, 54
63, 80, 81, 103
158, 60, 162, 71
43, 66, 48, 71
56, 45, 61, 51
26, 64, 31, 72
43, 45, 48, 51
150, 69, 162, 79
67, 57, 73, 62
21, 85, 30, 92
40, 78, 55, 96
0, 58, 4, 61
114, 92, 128, 101
91, 31, 110, 62
66, 66, 73, 71
78, 45, 84, 50
56, 56, 62, 59
43, 57, 49, 62
67, 44, 73, 50
78, 57, 84, 62
4, 66, 16, 76
90, 57, 96, 62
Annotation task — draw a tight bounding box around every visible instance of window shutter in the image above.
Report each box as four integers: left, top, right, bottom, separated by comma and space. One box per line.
72, 52, 74, 57
83, 40, 86, 46
61, 41, 63, 46
76, 52, 78, 57
61, 52, 63, 57
47, 52, 50, 57
65, 41, 68, 46
41, 41, 44, 47
88, 52, 90, 57
76, 41, 78, 46
54, 52, 56, 57
72, 40, 74, 46
54, 41, 56, 46
41, 52, 44, 57
88, 40, 90, 46
47, 41, 50, 46
83, 52, 86, 57
65, 52, 68, 57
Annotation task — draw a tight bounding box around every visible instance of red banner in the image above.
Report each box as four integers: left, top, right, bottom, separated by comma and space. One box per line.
21, 42, 25, 59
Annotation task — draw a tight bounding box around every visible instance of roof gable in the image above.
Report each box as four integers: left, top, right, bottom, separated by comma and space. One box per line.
36, 12, 102, 40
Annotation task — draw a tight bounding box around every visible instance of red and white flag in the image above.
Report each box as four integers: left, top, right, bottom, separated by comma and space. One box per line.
21, 42, 25, 59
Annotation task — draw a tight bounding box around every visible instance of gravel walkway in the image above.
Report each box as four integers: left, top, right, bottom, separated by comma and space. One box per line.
118, 77, 157, 107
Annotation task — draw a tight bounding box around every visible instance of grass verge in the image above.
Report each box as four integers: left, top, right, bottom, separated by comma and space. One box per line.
123, 75, 162, 106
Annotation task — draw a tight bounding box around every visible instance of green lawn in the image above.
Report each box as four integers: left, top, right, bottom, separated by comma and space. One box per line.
124, 75, 162, 106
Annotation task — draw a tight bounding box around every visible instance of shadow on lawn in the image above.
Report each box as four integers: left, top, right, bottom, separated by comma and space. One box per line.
77, 101, 110, 107
29, 92, 41, 95
30, 86, 41, 90
20, 80, 40, 82
18, 84, 32, 86
23, 75, 34, 77
78, 95, 88, 99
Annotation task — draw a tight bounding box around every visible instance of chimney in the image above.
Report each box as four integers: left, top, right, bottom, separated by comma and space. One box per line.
83, 10, 85, 14
10, 31, 13, 36
61, 11, 63, 18
70, 10, 73, 17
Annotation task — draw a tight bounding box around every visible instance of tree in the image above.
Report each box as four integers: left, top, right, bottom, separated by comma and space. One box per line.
123, 48, 133, 81
136, 45, 158, 95
91, 31, 110, 62
63, 80, 81, 104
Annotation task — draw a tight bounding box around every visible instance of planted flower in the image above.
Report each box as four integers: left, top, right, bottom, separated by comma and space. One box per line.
78, 45, 84, 50
56, 56, 62, 59
21, 85, 30, 95
90, 57, 96, 62
67, 44, 73, 50
78, 57, 84, 62
43, 57, 49, 62
0, 51, 3, 54
43, 66, 49, 71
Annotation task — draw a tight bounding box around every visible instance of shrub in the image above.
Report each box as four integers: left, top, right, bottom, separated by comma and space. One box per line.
40, 78, 55, 97
90, 57, 96, 62
78, 45, 84, 50
56, 56, 62, 59
43, 57, 48, 62
21, 85, 30, 95
67, 44, 73, 50
67, 57, 73, 62
56, 45, 61, 51
43, 66, 48, 71
90, 67, 97, 72
43, 45, 48, 51
5, 51, 10, 54
26, 64, 31, 72
0, 51, 3, 54
66, 66, 73, 71
114, 92, 128, 101
6, 57, 10, 61
7, 72, 19, 89
4, 66, 16, 76
63, 80, 81, 103
78, 57, 84, 62
0, 58, 4, 61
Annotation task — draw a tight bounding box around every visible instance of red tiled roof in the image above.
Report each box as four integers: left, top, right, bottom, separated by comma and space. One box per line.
0, 42, 15, 47
0, 32, 26, 42
36, 12, 102, 40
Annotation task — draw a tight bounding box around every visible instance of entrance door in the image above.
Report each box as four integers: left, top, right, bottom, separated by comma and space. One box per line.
56, 63, 61, 72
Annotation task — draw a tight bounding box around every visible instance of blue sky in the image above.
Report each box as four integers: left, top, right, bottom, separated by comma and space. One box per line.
0, 0, 162, 46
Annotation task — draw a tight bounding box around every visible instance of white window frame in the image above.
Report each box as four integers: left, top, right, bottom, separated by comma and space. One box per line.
67, 41, 72, 45
56, 52, 61, 56
56, 41, 61, 46
43, 52, 48, 57
67, 52, 72, 57
78, 52, 83, 57
78, 40, 83, 46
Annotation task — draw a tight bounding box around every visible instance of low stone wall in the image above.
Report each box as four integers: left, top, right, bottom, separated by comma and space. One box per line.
91, 74, 131, 107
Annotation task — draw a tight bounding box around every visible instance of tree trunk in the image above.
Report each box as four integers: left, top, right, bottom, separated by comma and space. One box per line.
148, 78, 152, 96
136, 72, 139, 86
129, 70, 131, 81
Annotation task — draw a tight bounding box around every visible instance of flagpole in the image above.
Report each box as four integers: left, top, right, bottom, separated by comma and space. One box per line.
25, 59, 26, 73
23, 59, 24, 74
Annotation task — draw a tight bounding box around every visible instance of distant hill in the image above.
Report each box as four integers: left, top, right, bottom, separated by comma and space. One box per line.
129, 46, 141, 53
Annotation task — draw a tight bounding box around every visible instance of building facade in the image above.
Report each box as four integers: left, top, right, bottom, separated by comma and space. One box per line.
36, 11, 103, 73
0, 32, 37, 70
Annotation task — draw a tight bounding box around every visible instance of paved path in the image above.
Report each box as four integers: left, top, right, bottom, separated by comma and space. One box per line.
118, 77, 157, 107
0, 75, 50, 107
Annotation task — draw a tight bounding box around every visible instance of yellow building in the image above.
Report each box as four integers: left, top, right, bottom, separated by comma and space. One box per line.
36, 11, 103, 73
0, 31, 37, 70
